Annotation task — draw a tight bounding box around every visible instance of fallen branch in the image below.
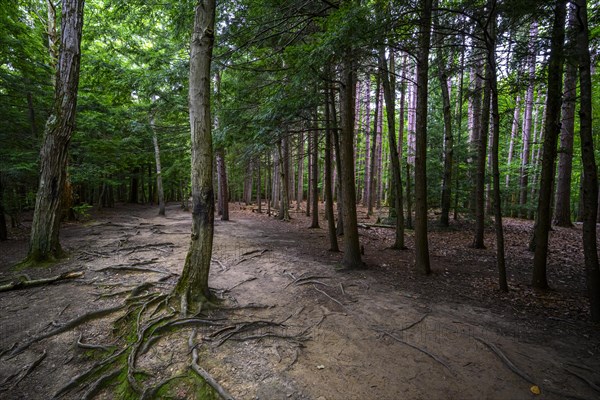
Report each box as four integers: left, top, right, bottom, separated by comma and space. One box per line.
380, 331, 452, 372
188, 329, 235, 400
473, 336, 533, 384
358, 223, 395, 229
8, 304, 125, 358
0, 271, 84, 293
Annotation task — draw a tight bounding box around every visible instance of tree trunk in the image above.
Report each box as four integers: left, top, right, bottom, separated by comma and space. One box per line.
325, 86, 339, 252
367, 74, 380, 217
306, 132, 311, 217
572, 0, 600, 320
215, 148, 229, 220
0, 174, 7, 241
297, 132, 304, 210
435, 24, 454, 227
363, 76, 372, 206
150, 115, 166, 216
310, 115, 320, 228
453, 33, 466, 221
339, 53, 363, 269
505, 95, 521, 188
277, 138, 290, 221
414, 0, 433, 274
28, 0, 84, 262
173, 0, 216, 311
331, 84, 344, 237
518, 21, 538, 218
379, 48, 405, 249
257, 157, 262, 213
553, 4, 577, 227
532, 0, 566, 290
486, 1, 508, 292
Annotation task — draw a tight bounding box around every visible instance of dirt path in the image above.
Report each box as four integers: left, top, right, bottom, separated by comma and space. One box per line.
0, 203, 598, 399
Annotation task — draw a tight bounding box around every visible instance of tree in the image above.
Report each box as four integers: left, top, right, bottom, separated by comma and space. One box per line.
573, 0, 599, 321
27, 0, 85, 262
531, 0, 566, 290
150, 112, 166, 216
324, 85, 339, 252
172, 0, 216, 312
414, 0, 433, 274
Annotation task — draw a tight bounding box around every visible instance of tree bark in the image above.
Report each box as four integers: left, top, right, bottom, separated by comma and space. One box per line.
297, 132, 304, 210
331, 84, 344, 237
0, 173, 7, 241
414, 0, 433, 274
367, 74, 380, 217
324, 86, 339, 252
310, 114, 319, 228
362, 76, 372, 206
505, 95, 521, 188
215, 148, 229, 220
532, 0, 566, 290
28, 0, 84, 262
173, 0, 216, 311
277, 138, 291, 221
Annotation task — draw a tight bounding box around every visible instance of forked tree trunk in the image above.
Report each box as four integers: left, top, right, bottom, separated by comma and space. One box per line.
532, 0, 566, 290
414, 0, 433, 274
28, 0, 84, 262
173, 0, 216, 311
150, 115, 166, 216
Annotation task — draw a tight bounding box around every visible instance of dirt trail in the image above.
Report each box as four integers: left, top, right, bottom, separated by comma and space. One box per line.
0, 203, 598, 399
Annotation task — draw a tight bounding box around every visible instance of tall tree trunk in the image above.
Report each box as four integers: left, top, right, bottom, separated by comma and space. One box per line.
367, 74, 381, 217
331, 84, 344, 236
363, 76, 372, 206
518, 21, 538, 218
0, 174, 7, 241
28, 0, 84, 262
297, 132, 304, 210
375, 87, 384, 209
453, 33, 466, 220
339, 52, 363, 269
435, 23, 454, 227
150, 114, 166, 216
573, 0, 599, 320
257, 157, 262, 213
173, 0, 216, 311
379, 48, 405, 249
325, 86, 339, 251
278, 138, 290, 221
505, 95, 521, 188
486, 1, 508, 292
306, 131, 311, 217
310, 114, 320, 228
414, 0, 433, 274
553, 4, 577, 227
532, 0, 566, 289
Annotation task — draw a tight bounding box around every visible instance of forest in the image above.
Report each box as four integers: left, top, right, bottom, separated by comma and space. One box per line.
0, 0, 599, 399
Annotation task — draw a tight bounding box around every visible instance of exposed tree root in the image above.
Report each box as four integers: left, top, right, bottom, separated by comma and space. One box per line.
397, 314, 428, 332
564, 367, 600, 394
473, 336, 534, 384
7, 304, 125, 358
379, 330, 452, 372
77, 332, 115, 352
0, 350, 46, 391
81, 367, 123, 400
312, 285, 345, 308
0, 271, 84, 293
188, 329, 235, 400
235, 249, 269, 265
96, 265, 172, 275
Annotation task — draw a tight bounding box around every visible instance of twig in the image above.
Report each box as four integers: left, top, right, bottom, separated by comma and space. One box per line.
8, 305, 125, 358
188, 329, 235, 400
0, 271, 84, 293
339, 283, 345, 295
473, 336, 534, 384
380, 331, 452, 372
313, 285, 345, 308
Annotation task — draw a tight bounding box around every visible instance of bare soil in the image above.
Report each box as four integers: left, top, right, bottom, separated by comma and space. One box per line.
0, 202, 599, 400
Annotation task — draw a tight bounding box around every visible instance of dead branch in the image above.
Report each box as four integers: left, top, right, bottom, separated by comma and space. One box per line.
380, 331, 452, 372
8, 304, 125, 358
473, 336, 534, 384
359, 223, 395, 229
188, 329, 235, 400
0, 271, 84, 293
313, 285, 345, 308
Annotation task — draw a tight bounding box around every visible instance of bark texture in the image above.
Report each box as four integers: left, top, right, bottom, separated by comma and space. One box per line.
28, 0, 84, 262
173, 0, 216, 310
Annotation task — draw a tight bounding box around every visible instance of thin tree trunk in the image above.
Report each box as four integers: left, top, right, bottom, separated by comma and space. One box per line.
486, 1, 508, 292
310, 114, 320, 228
518, 21, 538, 218
414, 0, 433, 274
297, 132, 304, 210
28, 0, 84, 262
367, 74, 380, 217
532, 0, 566, 289
306, 132, 311, 217
331, 84, 344, 237
505, 95, 521, 188
363, 76, 372, 206
0, 174, 7, 241
453, 34, 465, 220
150, 115, 166, 216
325, 86, 339, 251
257, 157, 262, 213
216, 148, 229, 221
173, 0, 216, 311
278, 138, 290, 221
379, 48, 405, 249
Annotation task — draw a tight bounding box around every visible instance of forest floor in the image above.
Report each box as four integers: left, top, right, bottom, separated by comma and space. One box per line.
0, 202, 599, 400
